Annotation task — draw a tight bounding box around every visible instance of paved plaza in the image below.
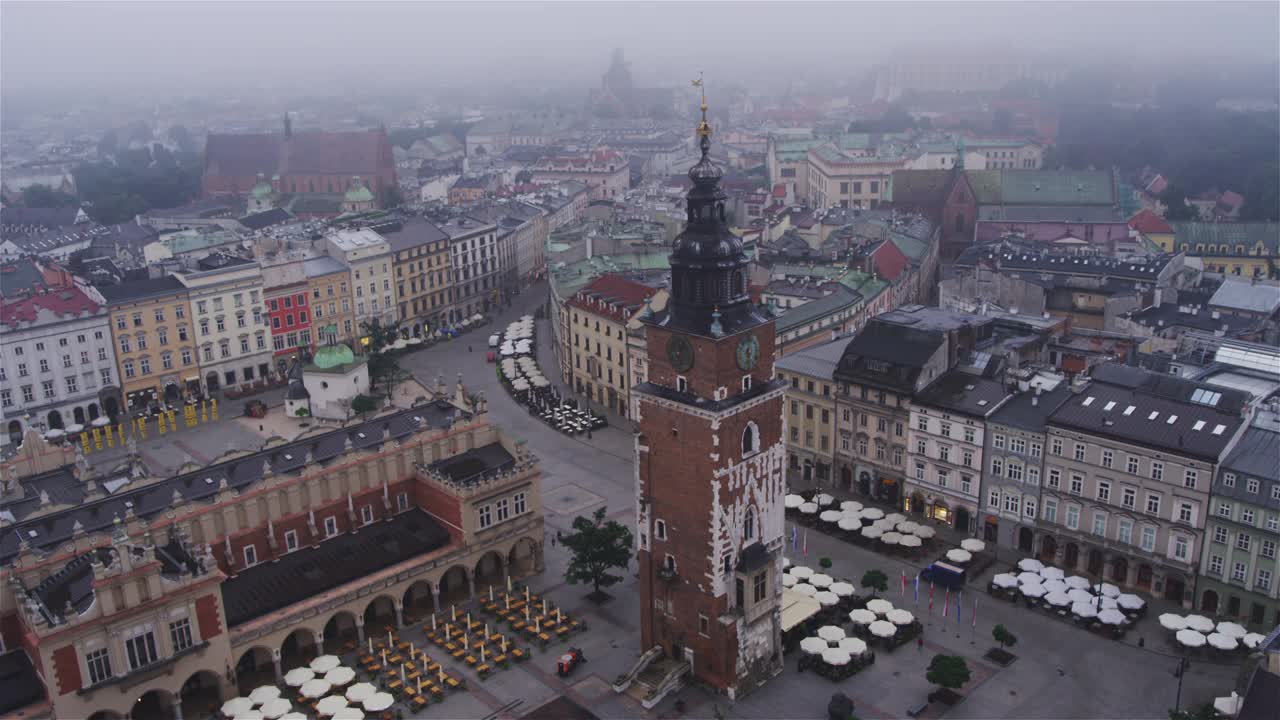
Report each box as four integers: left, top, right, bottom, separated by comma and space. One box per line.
96, 284, 1244, 719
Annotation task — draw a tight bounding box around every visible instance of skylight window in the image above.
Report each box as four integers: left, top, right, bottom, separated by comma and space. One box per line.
1147, 411, 1159, 421
1190, 388, 1222, 407
1166, 415, 1178, 424
1192, 420, 1206, 431
1212, 424, 1226, 435
1103, 401, 1116, 411
1082, 396, 1095, 406
1123, 406, 1136, 415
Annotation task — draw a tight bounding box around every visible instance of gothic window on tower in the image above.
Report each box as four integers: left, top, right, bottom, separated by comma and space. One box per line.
742, 421, 760, 456
676, 376, 688, 393
742, 375, 752, 392
655, 519, 667, 540
744, 506, 756, 540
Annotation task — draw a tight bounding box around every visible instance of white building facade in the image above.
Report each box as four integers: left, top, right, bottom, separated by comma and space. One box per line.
176, 260, 272, 394
325, 229, 397, 338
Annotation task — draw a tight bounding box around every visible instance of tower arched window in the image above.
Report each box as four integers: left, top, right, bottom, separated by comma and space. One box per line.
732, 271, 744, 297
955, 213, 966, 233
744, 506, 756, 541
742, 421, 760, 456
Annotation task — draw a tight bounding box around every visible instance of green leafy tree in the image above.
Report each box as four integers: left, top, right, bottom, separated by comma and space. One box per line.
1160, 185, 1199, 221
350, 394, 379, 416
21, 184, 78, 208
926, 654, 971, 692
1168, 703, 1223, 720
860, 569, 888, 596
561, 507, 634, 600
992, 624, 1017, 650
360, 319, 402, 355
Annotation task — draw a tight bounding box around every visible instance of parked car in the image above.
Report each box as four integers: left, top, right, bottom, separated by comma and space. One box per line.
921, 560, 966, 590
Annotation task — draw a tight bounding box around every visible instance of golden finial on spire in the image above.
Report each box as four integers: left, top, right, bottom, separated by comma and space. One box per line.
692, 73, 711, 139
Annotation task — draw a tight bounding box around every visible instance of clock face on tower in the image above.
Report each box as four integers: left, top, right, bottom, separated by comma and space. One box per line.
736, 335, 760, 371
667, 335, 694, 372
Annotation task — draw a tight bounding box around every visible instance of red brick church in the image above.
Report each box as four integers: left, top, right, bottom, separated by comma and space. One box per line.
202, 115, 396, 206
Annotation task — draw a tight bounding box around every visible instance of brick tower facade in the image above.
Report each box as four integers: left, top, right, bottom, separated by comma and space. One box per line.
633, 90, 786, 698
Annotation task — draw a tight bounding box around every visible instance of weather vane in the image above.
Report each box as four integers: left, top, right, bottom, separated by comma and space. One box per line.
692, 72, 711, 139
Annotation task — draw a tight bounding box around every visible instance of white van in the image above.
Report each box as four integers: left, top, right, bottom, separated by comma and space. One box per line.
488, 334, 501, 348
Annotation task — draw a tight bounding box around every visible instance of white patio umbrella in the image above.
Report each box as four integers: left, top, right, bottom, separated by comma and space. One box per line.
250, 686, 282, 704
1020, 583, 1047, 598
1017, 571, 1043, 585
782, 574, 798, 588
1207, 633, 1239, 651
816, 591, 840, 607
1216, 622, 1248, 639
913, 526, 936, 539
860, 508, 885, 520
946, 548, 972, 564
896, 520, 920, 534
817, 625, 846, 643
1117, 593, 1146, 610
1018, 558, 1045, 572
1242, 633, 1266, 649
300, 679, 332, 699
866, 598, 894, 615
1159, 613, 1188, 631
820, 509, 843, 523
222, 698, 255, 716
310, 655, 341, 673
1071, 602, 1098, 619
960, 538, 985, 553
345, 683, 376, 703
1176, 629, 1207, 648
785, 494, 804, 508
316, 696, 348, 716
1098, 597, 1120, 610
1213, 692, 1243, 717
887, 608, 915, 625
881, 531, 903, 545
992, 573, 1019, 589
799, 502, 819, 514
884, 513, 907, 524
869, 620, 897, 638
1098, 609, 1127, 625
280, 714, 309, 720
1063, 576, 1090, 590
331, 709, 364, 720
848, 608, 877, 625
822, 648, 852, 666
790, 566, 814, 579
1094, 583, 1121, 598
324, 667, 355, 686
838, 517, 862, 531
840, 500, 863, 512
1039, 567, 1065, 581
800, 637, 829, 655
1042, 579, 1068, 594
830, 581, 855, 597
234, 711, 265, 720
792, 583, 817, 597
1185, 614, 1215, 633
839, 636, 868, 655
1067, 588, 1095, 604
809, 573, 833, 588
861, 525, 884, 539
362, 692, 394, 713
900, 535, 923, 548
815, 493, 835, 506
1045, 591, 1071, 607
284, 667, 315, 687
875, 518, 898, 531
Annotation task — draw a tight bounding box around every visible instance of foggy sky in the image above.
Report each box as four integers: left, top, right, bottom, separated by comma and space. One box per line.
3, 1, 1278, 100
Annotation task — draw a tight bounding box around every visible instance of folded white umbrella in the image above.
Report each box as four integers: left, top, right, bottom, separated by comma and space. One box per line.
839, 636, 868, 655
861, 525, 884, 539
362, 692, 394, 713
900, 535, 923, 547
284, 667, 315, 687
784, 494, 804, 508
860, 508, 885, 520
1067, 588, 1094, 604
848, 608, 877, 625
822, 648, 852, 666
782, 574, 797, 588
222, 698, 255, 716
280, 713, 309, 720
1072, 602, 1098, 618
840, 500, 863, 512
1098, 608, 1127, 625
869, 620, 897, 638
896, 520, 920, 534
790, 566, 814, 579
913, 526, 936, 539
1185, 614, 1215, 633
316, 696, 348, 716
332, 707, 364, 720
345, 683, 376, 703
1159, 613, 1188, 630
252, 699, 286, 718
799, 502, 819, 514
235, 712, 265, 720
820, 509, 843, 523
887, 608, 915, 625
809, 573, 833, 588
1176, 629, 1207, 648
960, 538, 985, 553
1045, 591, 1071, 607
1042, 579, 1068, 594
1207, 632, 1239, 651
817, 625, 846, 643
1020, 583, 1047, 597
881, 531, 902, 545
992, 573, 1019, 589
1094, 583, 1121, 598
1017, 571, 1043, 585
1117, 593, 1145, 610
1017, 558, 1045, 572
300, 679, 332, 699
800, 637, 829, 654
310, 655, 341, 673
1214, 693, 1243, 717
1243, 633, 1266, 649
866, 598, 894, 615
1039, 567, 1065, 581
830, 581, 855, 597
324, 667, 355, 686
250, 686, 282, 704
838, 517, 862, 531
1063, 576, 1090, 590
792, 583, 817, 597
946, 548, 972, 564
1216, 621, 1248, 639
816, 590, 840, 606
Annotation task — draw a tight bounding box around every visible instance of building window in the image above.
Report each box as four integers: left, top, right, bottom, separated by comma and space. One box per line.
1208, 554, 1224, 575
988, 489, 1000, 508
1232, 562, 1248, 583
1127, 456, 1139, 474
514, 492, 527, 515
125, 631, 159, 671
1051, 438, 1063, 456
1246, 478, 1259, 494
497, 498, 510, 522
1184, 469, 1198, 489
1101, 449, 1113, 469
1121, 487, 1136, 510
1065, 506, 1079, 530
169, 618, 194, 653
1043, 499, 1057, 524
1151, 462, 1163, 481
324, 516, 339, 537
1092, 512, 1107, 537
1069, 473, 1084, 495
1236, 533, 1251, 552
85, 647, 113, 685
655, 519, 667, 540
1173, 535, 1189, 562
1178, 502, 1195, 524
1118, 520, 1132, 545
1261, 538, 1276, 559
285, 530, 298, 552
993, 434, 1006, 450
1073, 443, 1085, 462
361, 505, 375, 525
1140, 527, 1156, 553
478, 505, 492, 529
243, 545, 257, 566
1218, 501, 1232, 518
753, 571, 768, 603
1145, 494, 1161, 516
1257, 569, 1272, 592
744, 507, 756, 540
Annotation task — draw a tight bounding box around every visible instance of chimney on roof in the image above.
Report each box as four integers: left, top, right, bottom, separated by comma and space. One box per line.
283, 112, 293, 139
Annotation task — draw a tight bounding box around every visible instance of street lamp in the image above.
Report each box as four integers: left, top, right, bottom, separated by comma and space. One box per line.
1173, 656, 1188, 712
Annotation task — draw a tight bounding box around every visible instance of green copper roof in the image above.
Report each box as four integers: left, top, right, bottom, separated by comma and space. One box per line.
251, 179, 273, 199
312, 342, 356, 370
345, 183, 374, 203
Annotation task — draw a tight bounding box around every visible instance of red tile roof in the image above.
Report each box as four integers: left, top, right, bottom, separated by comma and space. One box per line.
1, 286, 100, 327
871, 238, 910, 281
565, 274, 659, 323
204, 129, 390, 178
1128, 209, 1173, 234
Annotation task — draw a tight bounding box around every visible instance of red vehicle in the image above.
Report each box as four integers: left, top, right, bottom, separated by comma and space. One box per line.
486, 351, 497, 363
556, 647, 586, 677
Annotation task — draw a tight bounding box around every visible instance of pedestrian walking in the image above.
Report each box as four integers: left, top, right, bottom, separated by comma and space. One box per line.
917, 636, 923, 652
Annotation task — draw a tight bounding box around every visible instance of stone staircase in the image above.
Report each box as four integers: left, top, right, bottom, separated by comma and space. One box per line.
629, 656, 690, 709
